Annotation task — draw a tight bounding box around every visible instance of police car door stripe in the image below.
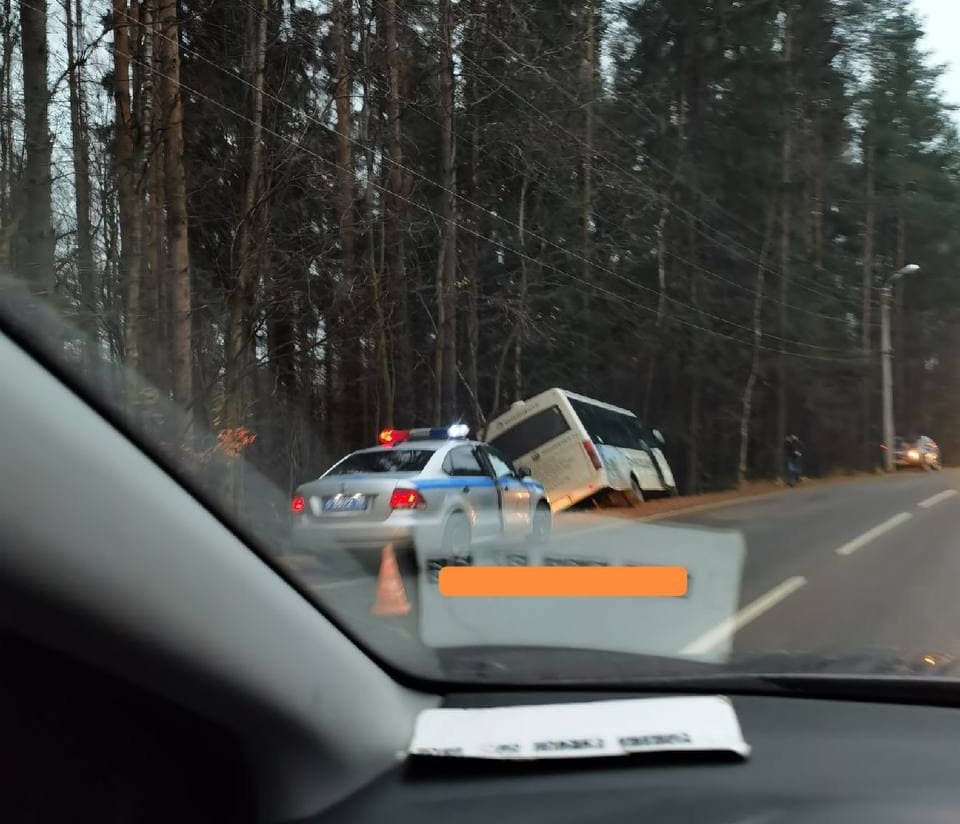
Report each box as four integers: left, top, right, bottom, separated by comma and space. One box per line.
415, 477, 496, 490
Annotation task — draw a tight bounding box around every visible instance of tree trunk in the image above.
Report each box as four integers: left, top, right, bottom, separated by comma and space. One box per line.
434, 0, 457, 424
738, 208, 775, 485
358, 3, 393, 427
859, 138, 876, 469
223, 0, 268, 431
138, 0, 163, 389
512, 170, 529, 404
113, 0, 143, 374
577, 0, 597, 384
894, 203, 906, 428
158, 0, 192, 408
777, 2, 794, 478
813, 121, 825, 271
383, 0, 412, 423
581, 0, 595, 274
66, 0, 96, 368
642, 199, 671, 419
18, 0, 54, 296
1, 0, 15, 224
333, 0, 359, 438
861, 141, 875, 354
466, 110, 481, 427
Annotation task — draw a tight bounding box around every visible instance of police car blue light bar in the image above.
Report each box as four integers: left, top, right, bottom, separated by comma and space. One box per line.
378, 425, 470, 446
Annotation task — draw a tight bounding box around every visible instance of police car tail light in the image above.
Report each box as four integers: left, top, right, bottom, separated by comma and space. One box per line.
291, 495, 306, 514
389, 486, 427, 510
379, 428, 410, 446
582, 439, 603, 470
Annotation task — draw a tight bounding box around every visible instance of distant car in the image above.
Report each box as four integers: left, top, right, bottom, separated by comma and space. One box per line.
291, 425, 552, 559
894, 435, 941, 470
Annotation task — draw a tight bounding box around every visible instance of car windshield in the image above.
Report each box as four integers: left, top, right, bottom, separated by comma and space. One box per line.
328, 450, 435, 475
3, 0, 960, 688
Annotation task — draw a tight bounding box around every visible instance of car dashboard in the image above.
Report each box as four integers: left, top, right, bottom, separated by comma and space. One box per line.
307, 690, 960, 824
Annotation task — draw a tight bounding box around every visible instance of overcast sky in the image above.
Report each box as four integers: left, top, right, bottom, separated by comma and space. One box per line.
912, 0, 960, 117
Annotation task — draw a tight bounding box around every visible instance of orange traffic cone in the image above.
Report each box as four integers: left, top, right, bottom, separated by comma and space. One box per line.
371, 544, 411, 616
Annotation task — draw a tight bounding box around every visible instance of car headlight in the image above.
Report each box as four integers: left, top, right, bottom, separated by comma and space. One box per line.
908, 449, 920, 460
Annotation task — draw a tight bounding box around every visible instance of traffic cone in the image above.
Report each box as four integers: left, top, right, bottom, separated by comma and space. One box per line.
371, 544, 411, 616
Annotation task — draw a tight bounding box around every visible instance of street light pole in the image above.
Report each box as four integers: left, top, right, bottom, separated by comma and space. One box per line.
881, 264, 919, 473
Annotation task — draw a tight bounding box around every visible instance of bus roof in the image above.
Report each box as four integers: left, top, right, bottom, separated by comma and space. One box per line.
559, 388, 638, 418
485, 387, 646, 438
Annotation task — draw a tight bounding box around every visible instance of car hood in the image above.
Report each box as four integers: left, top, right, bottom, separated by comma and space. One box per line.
432, 645, 960, 685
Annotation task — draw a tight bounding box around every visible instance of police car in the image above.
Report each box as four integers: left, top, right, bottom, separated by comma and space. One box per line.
291, 425, 552, 557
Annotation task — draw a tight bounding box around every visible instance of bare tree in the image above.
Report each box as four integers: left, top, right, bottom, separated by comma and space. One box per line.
112, 0, 143, 374
0, 0, 16, 227
434, 0, 457, 423
17, 0, 54, 295
776, 0, 795, 476
224, 0, 268, 430
158, 0, 193, 407
65, 0, 96, 366
738, 207, 775, 485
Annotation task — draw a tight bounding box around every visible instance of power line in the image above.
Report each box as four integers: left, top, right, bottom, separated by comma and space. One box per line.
42, 1, 870, 364
447, 12, 859, 306
105, 6, 855, 355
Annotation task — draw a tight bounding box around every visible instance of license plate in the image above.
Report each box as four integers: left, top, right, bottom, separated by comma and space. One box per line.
322, 495, 368, 512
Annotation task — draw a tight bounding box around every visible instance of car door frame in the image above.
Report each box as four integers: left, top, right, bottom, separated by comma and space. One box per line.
478, 444, 531, 538
442, 444, 500, 539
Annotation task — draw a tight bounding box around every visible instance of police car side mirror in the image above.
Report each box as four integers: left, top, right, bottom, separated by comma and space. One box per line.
516, 466, 532, 479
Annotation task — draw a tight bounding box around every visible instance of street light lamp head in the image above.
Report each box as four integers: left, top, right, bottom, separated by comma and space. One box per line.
886, 263, 920, 287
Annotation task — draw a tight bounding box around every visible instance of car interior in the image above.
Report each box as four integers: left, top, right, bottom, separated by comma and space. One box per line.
5, 313, 960, 824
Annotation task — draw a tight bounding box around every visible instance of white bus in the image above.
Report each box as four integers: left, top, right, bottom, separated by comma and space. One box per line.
483, 388, 677, 512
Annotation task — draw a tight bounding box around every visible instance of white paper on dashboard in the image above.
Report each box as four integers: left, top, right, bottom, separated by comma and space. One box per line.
408, 695, 751, 760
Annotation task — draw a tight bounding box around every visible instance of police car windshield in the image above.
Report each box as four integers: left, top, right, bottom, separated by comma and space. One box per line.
330, 449, 435, 474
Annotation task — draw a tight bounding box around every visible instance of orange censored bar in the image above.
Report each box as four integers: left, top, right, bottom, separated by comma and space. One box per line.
438, 566, 688, 598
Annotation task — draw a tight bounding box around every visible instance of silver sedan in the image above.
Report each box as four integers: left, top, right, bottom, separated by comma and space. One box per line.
291, 428, 552, 560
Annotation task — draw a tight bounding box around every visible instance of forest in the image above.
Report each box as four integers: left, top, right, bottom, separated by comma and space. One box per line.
2, 0, 960, 519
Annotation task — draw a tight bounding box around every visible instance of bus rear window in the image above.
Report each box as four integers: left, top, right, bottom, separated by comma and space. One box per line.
489, 405, 571, 462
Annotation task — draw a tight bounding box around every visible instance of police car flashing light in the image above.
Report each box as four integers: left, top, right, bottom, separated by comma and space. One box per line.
378, 424, 470, 446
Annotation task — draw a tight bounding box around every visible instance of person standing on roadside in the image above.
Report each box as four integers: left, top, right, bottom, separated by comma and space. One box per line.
784, 434, 803, 487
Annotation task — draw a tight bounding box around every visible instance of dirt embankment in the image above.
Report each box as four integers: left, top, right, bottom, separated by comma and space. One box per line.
590, 471, 890, 521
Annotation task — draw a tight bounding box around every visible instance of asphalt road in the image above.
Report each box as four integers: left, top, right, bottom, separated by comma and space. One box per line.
283, 469, 960, 675
671, 469, 960, 658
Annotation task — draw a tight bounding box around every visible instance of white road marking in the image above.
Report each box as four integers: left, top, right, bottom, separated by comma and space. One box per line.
833, 512, 913, 557
679, 576, 807, 656
918, 489, 959, 509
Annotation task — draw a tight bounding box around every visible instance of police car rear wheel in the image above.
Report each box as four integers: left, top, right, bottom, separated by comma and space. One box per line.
442, 513, 471, 556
